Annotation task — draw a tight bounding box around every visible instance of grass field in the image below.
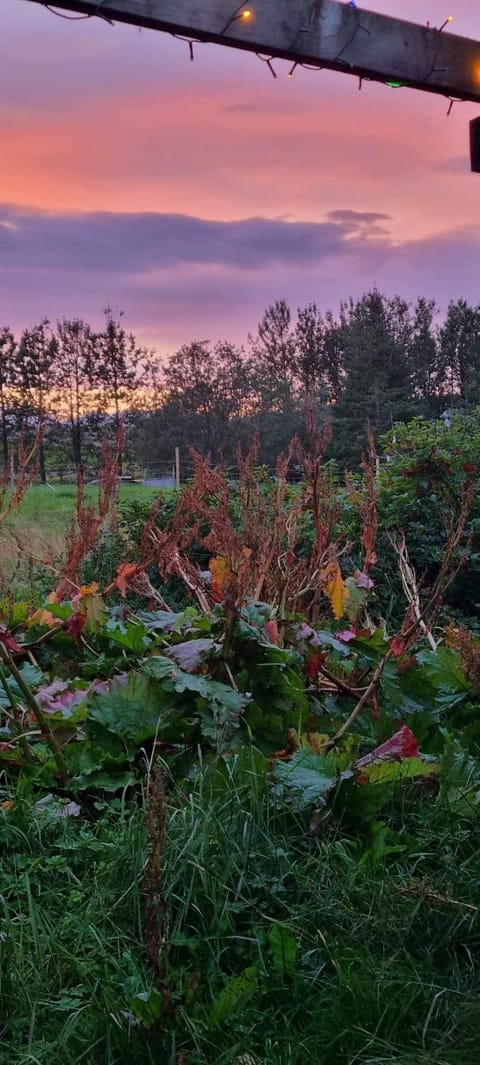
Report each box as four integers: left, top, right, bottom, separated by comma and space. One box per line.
2, 764, 479, 1064
0, 483, 159, 600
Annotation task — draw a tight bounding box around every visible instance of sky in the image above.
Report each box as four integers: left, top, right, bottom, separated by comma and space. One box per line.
1, 0, 480, 354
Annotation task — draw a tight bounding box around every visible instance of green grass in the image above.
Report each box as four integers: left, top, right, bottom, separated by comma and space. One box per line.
2, 757, 480, 1064
0, 796, 153, 1065
0, 484, 160, 602
10, 483, 160, 537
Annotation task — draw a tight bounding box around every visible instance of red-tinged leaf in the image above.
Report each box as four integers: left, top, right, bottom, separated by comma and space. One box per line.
36, 677, 108, 716
0, 626, 22, 653
166, 638, 215, 672
28, 607, 58, 629
353, 569, 374, 590
265, 620, 279, 645
115, 562, 141, 597
337, 629, 357, 643
307, 651, 324, 681
356, 725, 420, 769
66, 611, 86, 642
390, 636, 406, 657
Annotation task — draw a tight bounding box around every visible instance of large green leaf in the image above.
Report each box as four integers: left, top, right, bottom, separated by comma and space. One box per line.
439, 743, 480, 815
73, 768, 135, 792
86, 674, 169, 742
208, 966, 257, 1030
103, 618, 151, 654
417, 647, 469, 694
143, 656, 247, 716
130, 989, 163, 1029
0, 663, 44, 709
273, 750, 337, 808
135, 608, 192, 632
268, 923, 298, 975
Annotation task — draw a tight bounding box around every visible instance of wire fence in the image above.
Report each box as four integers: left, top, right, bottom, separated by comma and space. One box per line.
31, 450, 390, 489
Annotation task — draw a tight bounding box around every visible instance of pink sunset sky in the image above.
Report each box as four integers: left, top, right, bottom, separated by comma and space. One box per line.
1, 0, 480, 353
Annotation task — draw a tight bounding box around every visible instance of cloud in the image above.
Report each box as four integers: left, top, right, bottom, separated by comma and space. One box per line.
0, 203, 375, 274
1, 202, 480, 352
326, 210, 392, 238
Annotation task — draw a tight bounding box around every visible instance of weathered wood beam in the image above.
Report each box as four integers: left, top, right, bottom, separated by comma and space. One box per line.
20, 0, 480, 104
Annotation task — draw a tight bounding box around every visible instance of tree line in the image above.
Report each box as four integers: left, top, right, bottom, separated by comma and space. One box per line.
1, 291, 480, 477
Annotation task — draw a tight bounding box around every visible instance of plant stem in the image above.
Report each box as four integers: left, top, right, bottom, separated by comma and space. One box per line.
0, 660, 34, 763
0, 644, 67, 779
324, 649, 392, 750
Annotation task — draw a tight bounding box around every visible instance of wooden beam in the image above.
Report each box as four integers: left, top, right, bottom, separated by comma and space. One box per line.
20, 0, 480, 104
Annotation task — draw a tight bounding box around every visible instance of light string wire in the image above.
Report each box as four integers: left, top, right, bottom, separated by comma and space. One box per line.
43, 1, 113, 23
42, 2, 468, 110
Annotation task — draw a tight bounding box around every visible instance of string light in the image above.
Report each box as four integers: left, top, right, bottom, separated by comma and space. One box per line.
256, 53, 277, 78
446, 97, 465, 117
43, 0, 478, 128
172, 34, 195, 60
220, 5, 254, 34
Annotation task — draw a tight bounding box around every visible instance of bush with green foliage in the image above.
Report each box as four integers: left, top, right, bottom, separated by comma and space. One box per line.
377, 411, 480, 624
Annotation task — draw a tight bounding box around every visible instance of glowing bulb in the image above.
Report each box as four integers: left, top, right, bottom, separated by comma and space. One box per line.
439, 15, 454, 31
241, 8, 252, 19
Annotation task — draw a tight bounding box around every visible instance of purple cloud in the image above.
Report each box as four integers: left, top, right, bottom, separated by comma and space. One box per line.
1, 203, 480, 351
0, 204, 359, 272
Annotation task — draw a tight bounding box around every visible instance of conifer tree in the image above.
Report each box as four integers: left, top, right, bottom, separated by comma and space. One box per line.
332, 290, 414, 468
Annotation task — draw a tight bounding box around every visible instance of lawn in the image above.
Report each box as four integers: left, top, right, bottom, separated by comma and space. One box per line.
0, 483, 160, 601
2, 764, 479, 1064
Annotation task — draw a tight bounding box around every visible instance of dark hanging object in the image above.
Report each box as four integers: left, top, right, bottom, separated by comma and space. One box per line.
470, 117, 480, 173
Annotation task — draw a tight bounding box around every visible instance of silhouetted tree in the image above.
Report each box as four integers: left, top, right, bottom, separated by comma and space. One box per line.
332, 290, 414, 468
439, 299, 480, 406
16, 320, 58, 483
55, 318, 96, 471
0, 326, 16, 469
92, 309, 148, 472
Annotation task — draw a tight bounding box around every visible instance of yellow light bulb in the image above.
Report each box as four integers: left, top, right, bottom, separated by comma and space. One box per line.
241, 9, 253, 19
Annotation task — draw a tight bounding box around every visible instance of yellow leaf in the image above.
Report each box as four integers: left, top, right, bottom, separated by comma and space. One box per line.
209, 557, 231, 601
28, 608, 57, 628
79, 582, 100, 598
298, 732, 330, 753
323, 561, 349, 620
84, 595, 106, 631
